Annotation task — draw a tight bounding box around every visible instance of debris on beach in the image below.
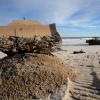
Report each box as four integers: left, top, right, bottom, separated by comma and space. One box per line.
73, 50, 85, 54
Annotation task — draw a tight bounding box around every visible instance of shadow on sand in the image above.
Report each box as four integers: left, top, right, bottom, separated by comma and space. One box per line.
90, 71, 100, 94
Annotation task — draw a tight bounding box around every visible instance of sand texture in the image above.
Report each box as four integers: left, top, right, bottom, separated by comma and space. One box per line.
0, 53, 75, 100
54, 45, 100, 100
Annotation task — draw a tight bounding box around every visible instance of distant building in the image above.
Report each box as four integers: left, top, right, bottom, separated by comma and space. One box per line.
0, 20, 58, 38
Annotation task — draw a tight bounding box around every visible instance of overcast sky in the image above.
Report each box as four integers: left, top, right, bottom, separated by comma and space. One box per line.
0, 0, 100, 36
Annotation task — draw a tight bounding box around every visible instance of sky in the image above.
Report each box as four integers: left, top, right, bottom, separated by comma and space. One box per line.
0, 0, 100, 37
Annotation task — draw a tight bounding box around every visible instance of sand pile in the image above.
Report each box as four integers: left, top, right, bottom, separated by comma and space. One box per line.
0, 36, 75, 100
0, 53, 75, 100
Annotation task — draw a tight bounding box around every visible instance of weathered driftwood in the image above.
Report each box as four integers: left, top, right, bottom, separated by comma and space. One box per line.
0, 35, 61, 55
73, 50, 85, 54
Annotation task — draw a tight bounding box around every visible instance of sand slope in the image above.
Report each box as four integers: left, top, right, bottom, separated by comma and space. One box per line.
0, 53, 75, 100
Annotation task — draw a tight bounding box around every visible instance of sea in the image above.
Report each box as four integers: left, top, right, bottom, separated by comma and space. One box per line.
62, 38, 93, 46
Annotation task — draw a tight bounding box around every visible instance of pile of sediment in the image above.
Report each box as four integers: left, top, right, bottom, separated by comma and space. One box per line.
0, 53, 75, 100
0, 36, 61, 55
0, 36, 75, 100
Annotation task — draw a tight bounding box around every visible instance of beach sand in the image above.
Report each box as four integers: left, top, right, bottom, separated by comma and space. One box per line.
53, 45, 100, 100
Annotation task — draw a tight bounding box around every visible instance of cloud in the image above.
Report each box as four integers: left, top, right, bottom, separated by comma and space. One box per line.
66, 0, 100, 28
0, 0, 89, 24
0, 0, 100, 35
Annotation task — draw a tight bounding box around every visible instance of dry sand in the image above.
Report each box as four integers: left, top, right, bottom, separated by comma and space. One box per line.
53, 45, 100, 100
0, 53, 75, 100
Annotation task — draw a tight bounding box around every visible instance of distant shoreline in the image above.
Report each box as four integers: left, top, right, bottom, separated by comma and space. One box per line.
61, 36, 100, 39
62, 38, 89, 46
62, 44, 89, 46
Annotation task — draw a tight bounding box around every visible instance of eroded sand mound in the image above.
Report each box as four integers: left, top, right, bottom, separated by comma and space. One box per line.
0, 53, 75, 100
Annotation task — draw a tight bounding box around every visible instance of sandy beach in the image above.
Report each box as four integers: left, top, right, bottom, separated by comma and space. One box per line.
53, 45, 100, 100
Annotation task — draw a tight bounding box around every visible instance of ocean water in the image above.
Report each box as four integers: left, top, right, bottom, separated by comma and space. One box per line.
62, 38, 92, 45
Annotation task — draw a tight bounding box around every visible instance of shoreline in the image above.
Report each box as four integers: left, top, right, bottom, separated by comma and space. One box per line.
62, 44, 88, 46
